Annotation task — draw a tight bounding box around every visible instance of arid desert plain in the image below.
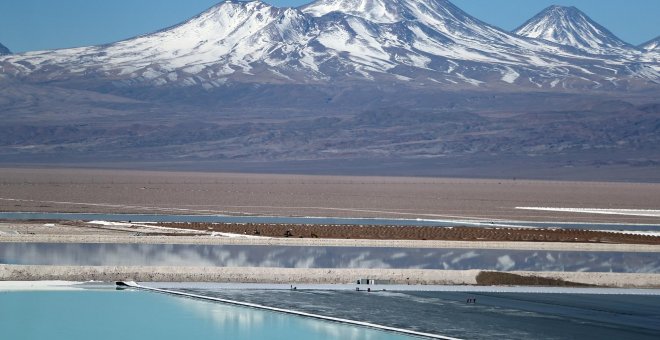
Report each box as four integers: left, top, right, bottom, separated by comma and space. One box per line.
1, 167, 659, 224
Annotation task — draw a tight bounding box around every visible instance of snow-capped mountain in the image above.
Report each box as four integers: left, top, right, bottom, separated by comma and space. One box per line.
0, 43, 10, 55
0, 1, 317, 84
642, 36, 660, 51
514, 5, 633, 55
0, 0, 657, 90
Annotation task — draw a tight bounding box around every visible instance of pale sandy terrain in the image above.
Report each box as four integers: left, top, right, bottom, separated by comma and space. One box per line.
4, 234, 660, 252
0, 221, 132, 236
1, 168, 659, 224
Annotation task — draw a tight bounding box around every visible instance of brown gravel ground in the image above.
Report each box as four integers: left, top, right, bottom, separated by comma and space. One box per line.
159, 222, 660, 245
476, 271, 593, 286
1, 168, 659, 224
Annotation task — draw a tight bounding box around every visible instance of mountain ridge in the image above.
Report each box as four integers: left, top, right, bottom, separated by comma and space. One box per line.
0, 43, 10, 55
513, 5, 634, 55
0, 0, 657, 91
641, 36, 660, 51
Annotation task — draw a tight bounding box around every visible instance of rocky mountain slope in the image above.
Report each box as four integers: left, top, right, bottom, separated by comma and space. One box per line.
0, 43, 10, 55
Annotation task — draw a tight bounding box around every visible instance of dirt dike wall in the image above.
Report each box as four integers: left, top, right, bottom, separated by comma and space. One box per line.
2, 265, 660, 288
3, 234, 660, 252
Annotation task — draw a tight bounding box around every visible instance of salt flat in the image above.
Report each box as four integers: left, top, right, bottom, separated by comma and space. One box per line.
0, 280, 84, 291
518, 207, 660, 218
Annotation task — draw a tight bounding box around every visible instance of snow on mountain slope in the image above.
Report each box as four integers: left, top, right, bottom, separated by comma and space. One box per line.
0, 0, 657, 90
0, 1, 320, 84
640, 37, 660, 66
0, 43, 10, 55
301, 0, 596, 85
642, 36, 660, 52
514, 5, 633, 55
304, 0, 578, 65
302, 0, 407, 23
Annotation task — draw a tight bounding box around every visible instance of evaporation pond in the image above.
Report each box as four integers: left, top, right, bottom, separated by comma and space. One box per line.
0, 289, 414, 340
2, 242, 659, 272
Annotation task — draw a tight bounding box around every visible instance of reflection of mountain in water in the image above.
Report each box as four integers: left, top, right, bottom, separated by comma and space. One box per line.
179, 289, 660, 340
175, 293, 395, 340
1, 243, 658, 273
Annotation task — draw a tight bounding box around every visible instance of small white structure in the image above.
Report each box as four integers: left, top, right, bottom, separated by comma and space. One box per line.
357, 278, 390, 285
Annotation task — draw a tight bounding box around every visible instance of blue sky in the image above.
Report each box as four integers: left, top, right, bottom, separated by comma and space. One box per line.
1, 0, 658, 53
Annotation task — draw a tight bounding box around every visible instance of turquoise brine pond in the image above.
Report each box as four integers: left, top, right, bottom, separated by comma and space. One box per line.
0, 289, 416, 340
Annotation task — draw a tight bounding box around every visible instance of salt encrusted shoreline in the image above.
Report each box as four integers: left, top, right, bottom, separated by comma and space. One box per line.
2, 265, 660, 288
2, 234, 660, 252
0, 280, 86, 291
